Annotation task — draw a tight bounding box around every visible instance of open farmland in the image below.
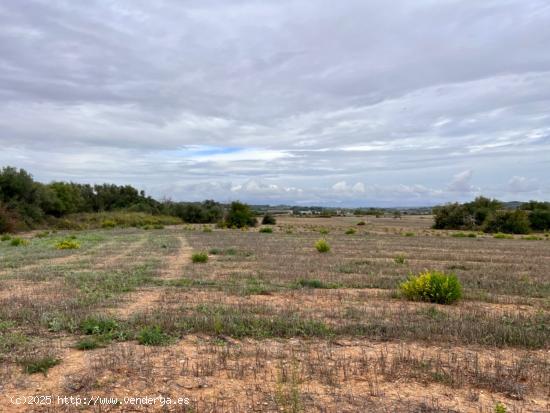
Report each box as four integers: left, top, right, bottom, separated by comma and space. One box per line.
0, 216, 549, 412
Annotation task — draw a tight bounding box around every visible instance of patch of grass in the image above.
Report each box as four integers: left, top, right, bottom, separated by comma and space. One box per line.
404, 232, 415, 237
314, 239, 330, 253
101, 219, 117, 228
55, 239, 81, 249
1, 234, 12, 241
493, 233, 514, 239
75, 337, 107, 351
296, 279, 340, 289
495, 402, 507, 413
10, 237, 29, 247
319, 228, 329, 235
345, 228, 356, 235
81, 316, 119, 336
259, 227, 273, 233
34, 231, 50, 238
394, 254, 406, 264
137, 325, 172, 346
356, 221, 366, 226
522, 235, 542, 240
191, 252, 208, 263
20, 355, 60, 375
451, 232, 477, 238
400, 270, 462, 304
202, 226, 213, 232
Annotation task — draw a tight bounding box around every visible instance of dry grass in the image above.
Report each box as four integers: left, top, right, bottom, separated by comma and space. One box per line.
0, 217, 548, 412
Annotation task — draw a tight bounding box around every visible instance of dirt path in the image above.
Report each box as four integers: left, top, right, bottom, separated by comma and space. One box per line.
113, 236, 192, 319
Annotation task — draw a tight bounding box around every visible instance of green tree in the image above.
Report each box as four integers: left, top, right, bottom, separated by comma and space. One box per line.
225, 201, 257, 228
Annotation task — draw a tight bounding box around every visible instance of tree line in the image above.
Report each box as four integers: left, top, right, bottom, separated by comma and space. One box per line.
433, 196, 550, 234
0, 166, 261, 232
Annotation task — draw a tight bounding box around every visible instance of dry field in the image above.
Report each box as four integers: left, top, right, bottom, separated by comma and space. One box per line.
0, 216, 548, 412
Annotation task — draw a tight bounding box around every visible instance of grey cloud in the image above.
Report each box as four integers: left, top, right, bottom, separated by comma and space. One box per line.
1, 0, 549, 205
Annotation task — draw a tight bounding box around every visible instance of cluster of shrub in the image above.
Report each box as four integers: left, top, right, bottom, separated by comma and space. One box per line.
433, 196, 550, 234
0, 166, 273, 233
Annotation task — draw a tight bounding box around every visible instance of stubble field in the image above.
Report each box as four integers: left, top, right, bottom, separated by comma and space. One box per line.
0, 215, 548, 412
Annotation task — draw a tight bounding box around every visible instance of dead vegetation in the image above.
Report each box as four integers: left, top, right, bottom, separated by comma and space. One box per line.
0, 217, 548, 412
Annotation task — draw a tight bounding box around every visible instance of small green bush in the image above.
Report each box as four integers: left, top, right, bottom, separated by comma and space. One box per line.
451, 232, 476, 238
10, 237, 28, 247
259, 227, 273, 233
394, 255, 406, 264
191, 252, 208, 263
75, 337, 106, 351
494, 402, 507, 413
493, 233, 514, 239
203, 226, 213, 232
101, 219, 117, 228
314, 239, 330, 253
81, 316, 119, 336
522, 235, 542, 240
20, 356, 60, 375
1, 234, 11, 241
55, 239, 81, 249
404, 232, 415, 237
34, 231, 50, 238
262, 213, 277, 225
357, 221, 366, 226
297, 279, 339, 289
345, 228, 356, 235
400, 270, 462, 304
319, 228, 329, 235
137, 325, 171, 346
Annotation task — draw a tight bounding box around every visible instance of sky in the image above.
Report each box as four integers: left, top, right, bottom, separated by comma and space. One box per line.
1, 0, 549, 207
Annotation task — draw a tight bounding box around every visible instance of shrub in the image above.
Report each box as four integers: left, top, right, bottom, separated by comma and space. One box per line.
494, 402, 507, 413
400, 270, 462, 304
483, 210, 531, 234
0, 203, 17, 233
493, 233, 514, 239
297, 279, 339, 289
404, 232, 415, 237
81, 316, 119, 336
345, 228, 356, 235
34, 231, 50, 238
1, 234, 11, 241
10, 237, 28, 247
259, 227, 273, 233
319, 228, 329, 235
137, 325, 171, 346
203, 226, 213, 232
101, 219, 116, 228
262, 213, 277, 225
314, 239, 330, 253
356, 221, 366, 226
75, 337, 106, 351
20, 356, 60, 375
394, 255, 406, 264
55, 239, 80, 249
191, 252, 208, 263
225, 201, 257, 228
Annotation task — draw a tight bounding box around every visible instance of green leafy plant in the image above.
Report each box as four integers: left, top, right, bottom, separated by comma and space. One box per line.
191, 252, 208, 263
20, 356, 60, 375
259, 227, 273, 233
394, 255, 406, 264
494, 402, 507, 413
10, 237, 28, 247
314, 239, 330, 253
55, 239, 81, 249
137, 325, 171, 346
493, 233, 514, 239
345, 228, 356, 235
400, 270, 462, 304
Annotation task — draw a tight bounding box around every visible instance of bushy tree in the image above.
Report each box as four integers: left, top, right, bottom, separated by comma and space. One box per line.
483, 210, 531, 234
225, 201, 257, 228
261, 213, 276, 225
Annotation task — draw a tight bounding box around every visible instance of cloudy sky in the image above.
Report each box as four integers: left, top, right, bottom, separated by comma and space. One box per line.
1, 0, 549, 206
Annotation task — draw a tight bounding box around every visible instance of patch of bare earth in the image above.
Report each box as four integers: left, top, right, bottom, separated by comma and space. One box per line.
114, 236, 192, 319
